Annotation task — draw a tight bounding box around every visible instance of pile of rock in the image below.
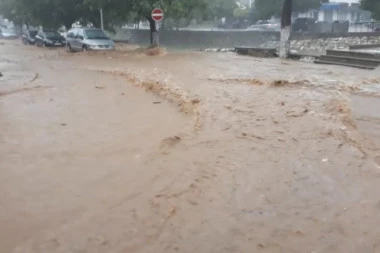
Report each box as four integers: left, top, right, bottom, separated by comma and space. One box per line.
260, 35, 380, 56
201, 48, 235, 53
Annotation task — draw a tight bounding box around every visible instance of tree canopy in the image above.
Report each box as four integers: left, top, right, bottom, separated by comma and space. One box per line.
361, 0, 380, 20
206, 0, 237, 19
0, 0, 240, 28
0, 0, 250, 44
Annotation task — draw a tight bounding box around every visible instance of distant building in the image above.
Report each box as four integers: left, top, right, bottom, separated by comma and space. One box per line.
318, 2, 371, 22
297, 2, 371, 23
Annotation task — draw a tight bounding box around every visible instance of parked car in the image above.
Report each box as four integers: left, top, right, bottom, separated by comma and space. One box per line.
35, 30, 66, 47
292, 18, 317, 32
66, 28, 115, 52
0, 28, 18, 39
246, 20, 280, 31
22, 30, 38, 45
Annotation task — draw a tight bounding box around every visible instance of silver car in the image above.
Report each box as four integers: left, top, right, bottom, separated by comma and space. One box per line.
1, 28, 18, 39
246, 20, 280, 31
66, 28, 115, 52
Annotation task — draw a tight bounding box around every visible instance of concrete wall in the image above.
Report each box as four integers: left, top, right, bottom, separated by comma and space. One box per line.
112, 29, 280, 49
303, 21, 349, 34
112, 28, 380, 56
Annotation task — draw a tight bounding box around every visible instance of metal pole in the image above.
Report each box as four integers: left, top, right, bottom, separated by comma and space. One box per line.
100, 8, 104, 30
156, 22, 159, 47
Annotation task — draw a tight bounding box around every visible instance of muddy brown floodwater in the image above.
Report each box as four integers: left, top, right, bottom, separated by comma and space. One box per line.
1, 40, 380, 253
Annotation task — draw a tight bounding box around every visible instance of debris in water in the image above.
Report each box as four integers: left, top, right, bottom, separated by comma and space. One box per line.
375, 155, 380, 168
322, 158, 329, 162
61, 123, 67, 126
153, 101, 162, 104
191, 98, 201, 104
95, 86, 105, 89
146, 47, 166, 56
286, 108, 309, 117
257, 244, 265, 249
272, 80, 290, 87
160, 136, 182, 151
30, 73, 39, 82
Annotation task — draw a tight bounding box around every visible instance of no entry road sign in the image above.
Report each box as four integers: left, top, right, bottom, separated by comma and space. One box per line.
151, 8, 164, 22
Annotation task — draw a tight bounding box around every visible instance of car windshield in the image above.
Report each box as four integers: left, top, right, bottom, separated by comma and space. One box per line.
29, 31, 38, 37
2, 29, 16, 34
45, 31, 60, 37
256, 20, 269, 25
84, 30, 108, 40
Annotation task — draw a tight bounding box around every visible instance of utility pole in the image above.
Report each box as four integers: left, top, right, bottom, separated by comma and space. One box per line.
279, 0, 292, 58
100, 8, 104, 30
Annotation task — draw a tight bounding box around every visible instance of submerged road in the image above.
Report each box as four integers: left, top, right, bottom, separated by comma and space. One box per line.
1, 41, 380, 253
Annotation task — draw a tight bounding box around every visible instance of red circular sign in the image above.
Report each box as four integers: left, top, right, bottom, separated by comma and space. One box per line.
151, 8, 164, 22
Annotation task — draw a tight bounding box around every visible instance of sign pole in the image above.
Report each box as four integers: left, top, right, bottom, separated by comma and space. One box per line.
156, 22, 159, 47
151, 8, 164, 47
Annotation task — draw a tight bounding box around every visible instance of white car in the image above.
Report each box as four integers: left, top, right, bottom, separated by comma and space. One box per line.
1, 28, 18, 39
247, 20, 280, 31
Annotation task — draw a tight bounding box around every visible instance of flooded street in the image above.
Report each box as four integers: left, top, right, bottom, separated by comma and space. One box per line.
1, 41, 380, 253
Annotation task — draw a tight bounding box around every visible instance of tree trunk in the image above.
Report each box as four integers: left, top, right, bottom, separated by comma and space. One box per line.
280, 0, 292, 58
64, 21, 72, 30
147, 16, 158, 47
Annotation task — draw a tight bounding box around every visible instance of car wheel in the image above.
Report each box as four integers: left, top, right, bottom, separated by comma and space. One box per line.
67, 43, 73, 52
82, 45, 88, 52
42, 42, 46, 48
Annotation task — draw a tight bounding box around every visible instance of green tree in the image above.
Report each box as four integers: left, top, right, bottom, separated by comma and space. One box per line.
83, 0, 133, 30
0, 0, 88, 28
361, 0, 380, 20
0, 0, 36, 26
164, 0, 207, 29
254, 0, 281, 20
233, 7, 250, 18
205, 0, 237, 19
0, 0, 211, 45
